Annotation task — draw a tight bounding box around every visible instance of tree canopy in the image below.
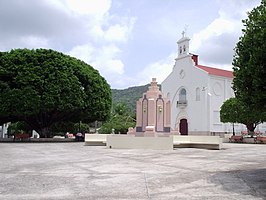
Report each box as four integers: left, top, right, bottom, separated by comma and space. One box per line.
220, 97, 261, 133
232, 0, 266, 122
0, 49, 112, 137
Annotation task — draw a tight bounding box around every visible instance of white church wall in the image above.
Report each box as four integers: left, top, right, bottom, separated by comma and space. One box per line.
0, 123, 9, 138
209, 76, 236, 134
257, 123, 266, 134
162, 54, 209, 134
162, 35, 266, 136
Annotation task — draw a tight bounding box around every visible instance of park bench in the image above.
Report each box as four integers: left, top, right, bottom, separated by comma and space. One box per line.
229, 135, 243, 143
254, 136, 266, 144
14, 133, 30, 141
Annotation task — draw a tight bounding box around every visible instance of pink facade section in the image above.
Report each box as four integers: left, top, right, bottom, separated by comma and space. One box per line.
128, 78, 175, 137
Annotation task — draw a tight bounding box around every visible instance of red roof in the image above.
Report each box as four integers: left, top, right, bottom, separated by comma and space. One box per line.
196, 65, 234, 78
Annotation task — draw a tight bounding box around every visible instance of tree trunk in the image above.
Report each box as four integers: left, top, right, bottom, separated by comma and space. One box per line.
232, 123, 235, 136
39, 127, 51, 138
246, 123, 256, 137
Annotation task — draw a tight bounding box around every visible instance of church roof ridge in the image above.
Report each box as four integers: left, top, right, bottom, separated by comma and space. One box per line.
196, 64, 234, 78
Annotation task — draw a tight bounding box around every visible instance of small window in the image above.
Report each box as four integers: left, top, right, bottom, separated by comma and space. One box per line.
196, 88, 200, 101
179, 88, 186, 103
179, 46, 182, 54
183, 45, 186, 52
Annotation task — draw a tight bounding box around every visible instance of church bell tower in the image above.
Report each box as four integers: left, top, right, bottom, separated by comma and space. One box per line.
177, 31, 190, 58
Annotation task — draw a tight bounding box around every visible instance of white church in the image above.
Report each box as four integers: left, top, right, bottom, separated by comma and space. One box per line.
161, 35, 266, 136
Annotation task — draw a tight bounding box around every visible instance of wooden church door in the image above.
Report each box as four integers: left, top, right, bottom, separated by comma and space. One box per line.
179, 119, 188, 135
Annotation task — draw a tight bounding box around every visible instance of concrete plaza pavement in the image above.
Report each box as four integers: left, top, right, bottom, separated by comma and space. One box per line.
0, 142, 265, 200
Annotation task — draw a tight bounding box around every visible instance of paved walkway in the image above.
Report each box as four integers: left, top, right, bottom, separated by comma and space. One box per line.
0, 143, 265, 200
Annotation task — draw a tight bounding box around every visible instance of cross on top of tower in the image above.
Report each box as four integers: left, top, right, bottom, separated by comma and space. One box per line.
181, 25, 188, 38
182, 31, 185, 38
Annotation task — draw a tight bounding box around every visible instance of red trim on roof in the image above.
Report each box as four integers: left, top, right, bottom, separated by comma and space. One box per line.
196, 65, 234, 78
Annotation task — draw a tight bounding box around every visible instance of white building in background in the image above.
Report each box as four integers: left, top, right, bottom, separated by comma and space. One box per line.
0, 123, 9, 138
162, 35, 266, 136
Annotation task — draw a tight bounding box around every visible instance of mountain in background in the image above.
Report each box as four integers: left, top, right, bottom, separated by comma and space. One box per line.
112, 84, 161, 112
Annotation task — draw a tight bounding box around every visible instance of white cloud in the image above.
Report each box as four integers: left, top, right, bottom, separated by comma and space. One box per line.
20, 36, 49, 49
105, 24, 126, 41
58, 0, 136, 88
190, 0, 261, 68
90, 26, 105, 41
68, 43, 125, 87
93, 45, 124, 75
190, 18, 236, 52
67, 44, 94, 63
137, 53, 176, 85
218, 0, 259, 20
95, 52, 176, 89
89, 16, 136, 43
45, 0, 69, 13
103, 59, 124, 74
0, 35, 50, 51
105, 18, 136, 42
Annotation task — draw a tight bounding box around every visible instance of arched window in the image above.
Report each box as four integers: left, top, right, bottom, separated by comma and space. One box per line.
179, 46, 182, 54
179, 88, 186, 103
196, 87, 200, 101
183, 45, 186, 53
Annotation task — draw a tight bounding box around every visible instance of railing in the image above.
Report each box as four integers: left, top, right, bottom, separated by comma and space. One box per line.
177, 100, 188, 107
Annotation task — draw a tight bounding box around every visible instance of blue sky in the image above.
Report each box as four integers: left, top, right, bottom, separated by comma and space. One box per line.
0, 0, 261, 89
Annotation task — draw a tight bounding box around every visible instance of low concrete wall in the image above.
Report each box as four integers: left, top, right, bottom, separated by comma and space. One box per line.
173, 135, 222, 150
243, 137, 255, 143
223, 134, 233, 143
85, 134, 108, 146
188, 131, 211, 136
84, 134, 222, 150
188, 131, 227, 137
106, 135, 173, 150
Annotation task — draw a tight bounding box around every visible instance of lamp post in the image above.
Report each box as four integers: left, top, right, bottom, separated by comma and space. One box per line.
79, 121, 81, 133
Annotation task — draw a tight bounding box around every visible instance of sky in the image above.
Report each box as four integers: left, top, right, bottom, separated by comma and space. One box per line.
0, 0, 261, 89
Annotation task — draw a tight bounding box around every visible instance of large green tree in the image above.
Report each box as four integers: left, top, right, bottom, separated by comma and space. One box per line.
220, 98, 261, 135
0, 49, 112, 137
232, 0, 266, 122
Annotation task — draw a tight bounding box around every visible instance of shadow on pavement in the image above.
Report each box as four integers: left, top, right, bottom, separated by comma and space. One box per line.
210, 168, 266, 199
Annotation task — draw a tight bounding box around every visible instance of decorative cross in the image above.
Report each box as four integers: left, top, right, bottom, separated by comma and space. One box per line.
182, 25, 188, 38
182, 30, 185, 38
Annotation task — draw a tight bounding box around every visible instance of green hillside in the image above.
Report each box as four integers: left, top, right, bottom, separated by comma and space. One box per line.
112, 84, 161, 112
112, 85, 149, 112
